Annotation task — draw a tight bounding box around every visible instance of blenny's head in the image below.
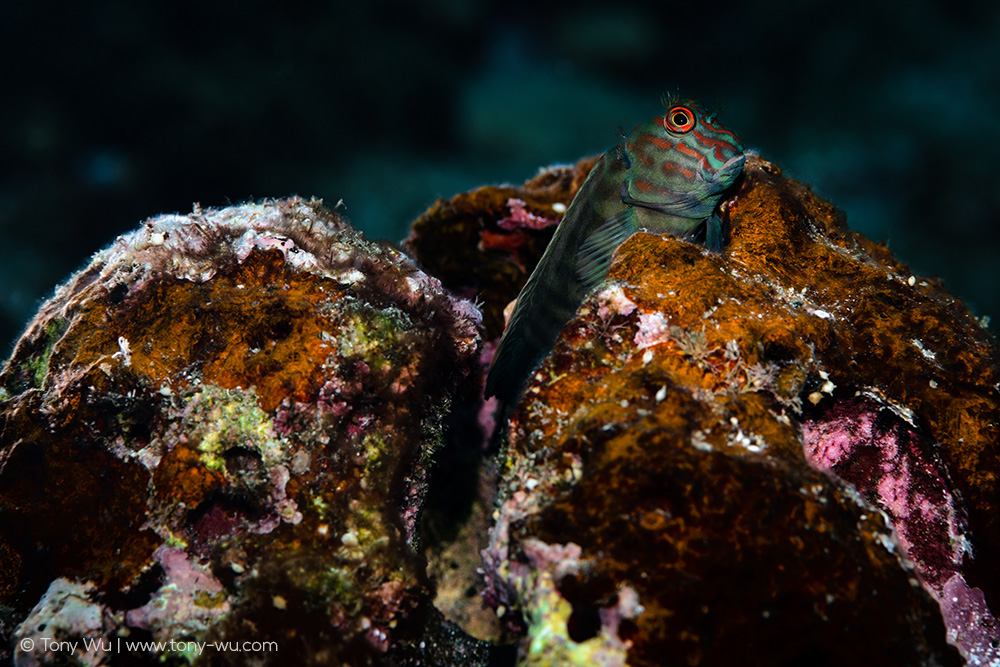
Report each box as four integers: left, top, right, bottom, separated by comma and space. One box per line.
664, 97, 745, 184
623, 96, 746, 217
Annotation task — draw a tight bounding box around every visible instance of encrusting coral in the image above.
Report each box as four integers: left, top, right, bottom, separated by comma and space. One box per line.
0, 198, 484, 665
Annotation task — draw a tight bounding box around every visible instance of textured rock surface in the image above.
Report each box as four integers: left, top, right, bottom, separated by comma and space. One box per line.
0, 198, 483, 665
2, 150, 997, 666
409, 155, 998, 665
406, 157, 599, 341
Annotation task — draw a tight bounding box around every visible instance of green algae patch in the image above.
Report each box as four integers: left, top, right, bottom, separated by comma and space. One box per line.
29, 319, 68, 389
183, 384, 283, 471
2, 316, 69, 394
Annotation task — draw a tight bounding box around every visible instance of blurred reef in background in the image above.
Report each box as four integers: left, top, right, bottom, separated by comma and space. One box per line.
1, 0, 998, 348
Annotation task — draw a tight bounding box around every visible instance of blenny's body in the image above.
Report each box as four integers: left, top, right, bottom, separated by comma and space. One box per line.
484, 97, 745, 405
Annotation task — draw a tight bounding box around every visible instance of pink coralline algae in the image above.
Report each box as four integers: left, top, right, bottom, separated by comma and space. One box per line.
406, 156, 599, 339
803, 395, 999, 663
497, 198, 559, 231
14, 580, 113, 667
0, 197, 484, 665
124, 545, 231, 637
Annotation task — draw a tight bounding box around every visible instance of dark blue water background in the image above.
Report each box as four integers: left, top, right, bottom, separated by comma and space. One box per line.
1, 0, 997, 351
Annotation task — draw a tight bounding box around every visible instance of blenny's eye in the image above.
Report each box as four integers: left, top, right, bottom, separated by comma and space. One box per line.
665, 106, 695, 133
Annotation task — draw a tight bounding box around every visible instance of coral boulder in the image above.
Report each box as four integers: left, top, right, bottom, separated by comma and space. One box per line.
0, 198, 482, 665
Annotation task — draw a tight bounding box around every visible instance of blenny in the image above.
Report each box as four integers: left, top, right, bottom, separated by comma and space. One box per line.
485, 97, 746, 405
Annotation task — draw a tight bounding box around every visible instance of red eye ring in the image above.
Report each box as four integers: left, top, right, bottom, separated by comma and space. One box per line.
665, 106, 695, 133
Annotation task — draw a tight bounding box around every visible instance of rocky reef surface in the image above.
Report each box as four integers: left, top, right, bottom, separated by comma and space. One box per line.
0, 198, 484, 665
1, 154, 997, 666
411, 155, 999, 666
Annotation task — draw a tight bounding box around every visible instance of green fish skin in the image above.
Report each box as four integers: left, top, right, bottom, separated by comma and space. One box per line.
484, 97, 746, 405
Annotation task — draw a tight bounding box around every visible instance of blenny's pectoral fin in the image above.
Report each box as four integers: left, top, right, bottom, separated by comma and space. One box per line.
576, 208, 638, 291
705, 213, 723, 251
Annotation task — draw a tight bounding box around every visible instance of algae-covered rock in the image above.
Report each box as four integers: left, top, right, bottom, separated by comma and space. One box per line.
406, 157, 599, 341
2, 147, 996, 667
459, 156, 997, 666
0, 198, 483, 665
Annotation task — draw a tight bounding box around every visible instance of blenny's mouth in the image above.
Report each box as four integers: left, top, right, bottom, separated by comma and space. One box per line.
695, 152, 746, 187
717, 152, 747, 182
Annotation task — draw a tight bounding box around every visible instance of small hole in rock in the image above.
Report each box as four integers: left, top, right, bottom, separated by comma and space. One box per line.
224, 446, 262, 476
566, 603, 601, 643
104, 562, 165, 609
107, 284, 129, 304
618, 618, 639, 641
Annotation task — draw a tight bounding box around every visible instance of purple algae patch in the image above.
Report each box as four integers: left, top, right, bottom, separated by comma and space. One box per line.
802, 394, 999, 663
